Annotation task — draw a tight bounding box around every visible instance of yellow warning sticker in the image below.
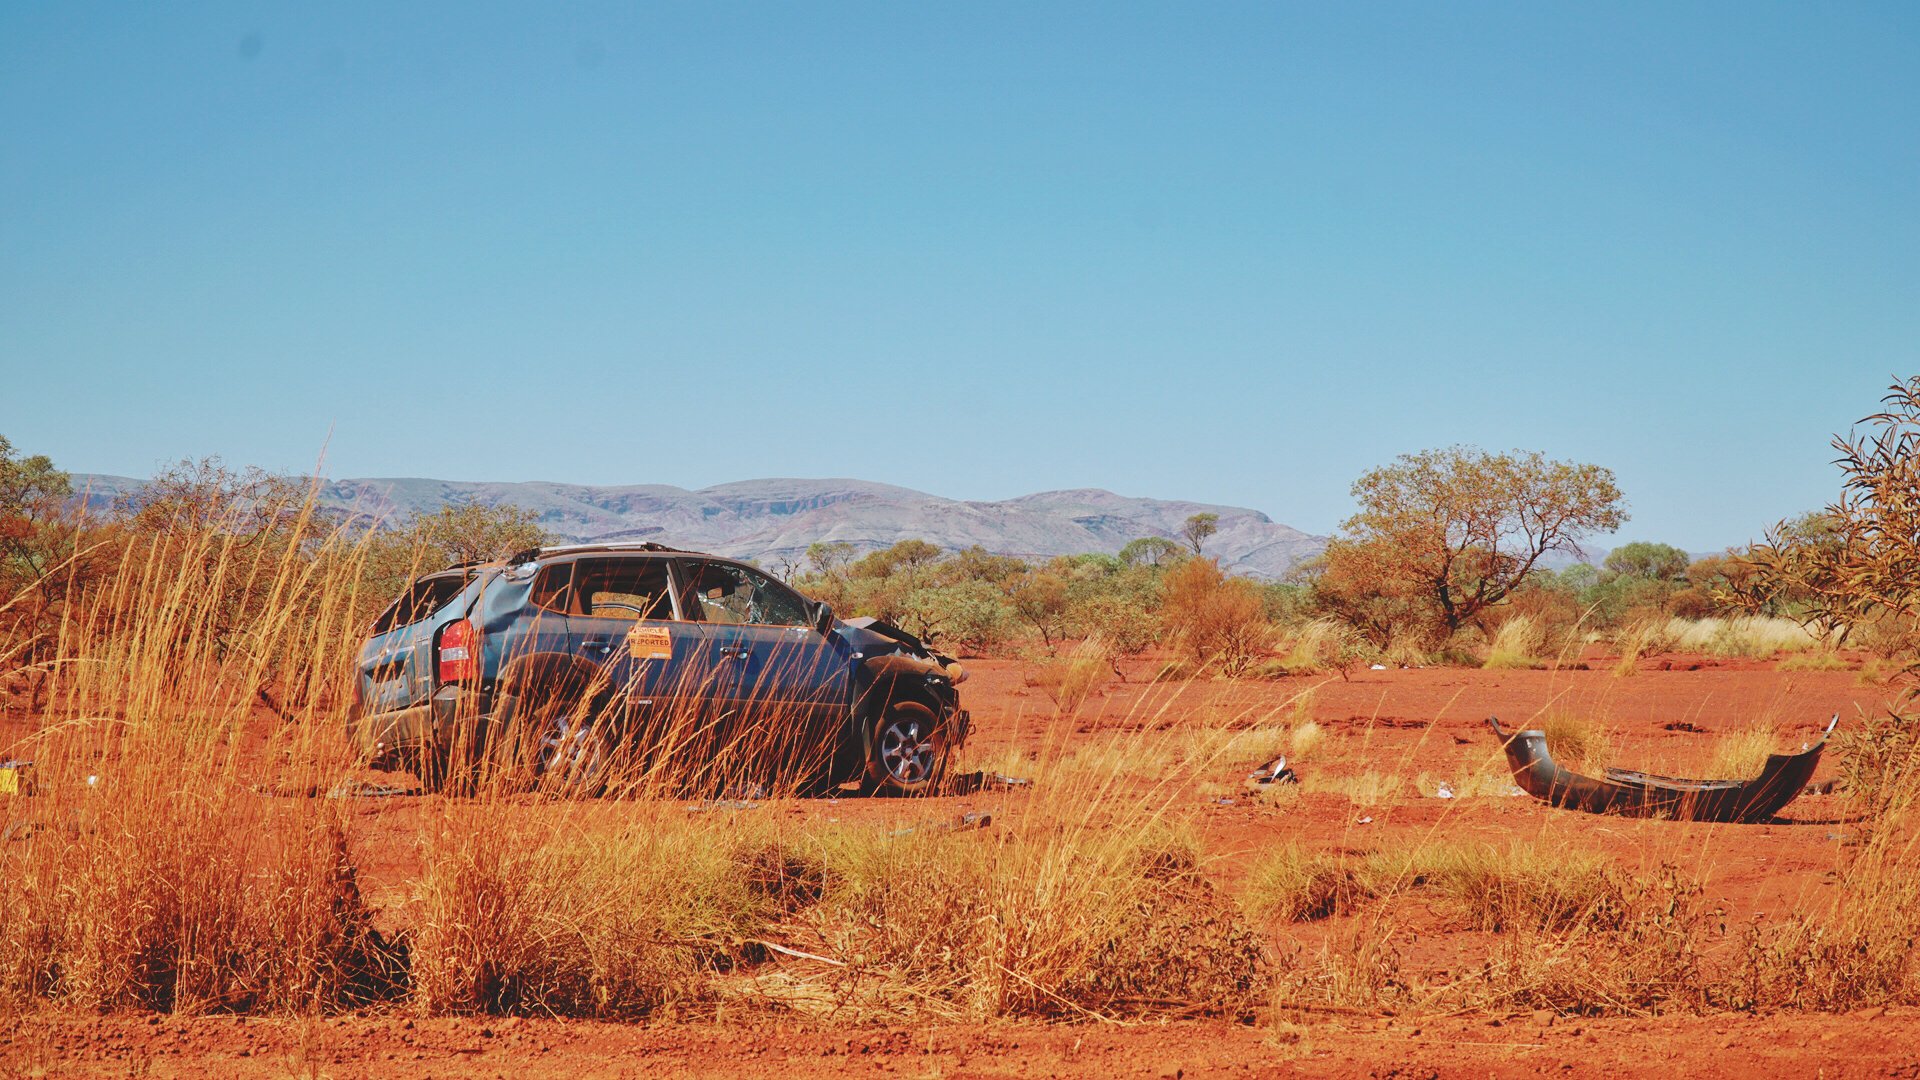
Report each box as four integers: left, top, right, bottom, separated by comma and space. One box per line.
626, 624, 673, 660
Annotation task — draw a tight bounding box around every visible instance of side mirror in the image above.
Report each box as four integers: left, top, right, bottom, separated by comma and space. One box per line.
811, 601, 836, 636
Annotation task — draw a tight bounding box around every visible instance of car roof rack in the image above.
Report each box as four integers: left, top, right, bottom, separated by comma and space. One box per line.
506, 541, 689, 566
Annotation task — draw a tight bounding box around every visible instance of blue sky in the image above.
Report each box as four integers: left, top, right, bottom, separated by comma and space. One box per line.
3, 2, 1915, 551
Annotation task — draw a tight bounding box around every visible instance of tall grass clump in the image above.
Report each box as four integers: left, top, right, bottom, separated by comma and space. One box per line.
1276, 619, 1342, 674
1669, 615, 1825, 657
1024, 640, 1111, 716
1482, 614, 1545, 670
1537, 710, 1612, 772
1707, 724, 1781, 780
804, 819, 1265, 1020
1720, 717, 1920, 1010
1778, 650, 1850, 672
411, 805, 777, 1017
0, 498, 403, 1014
1244, 845, 1371, 922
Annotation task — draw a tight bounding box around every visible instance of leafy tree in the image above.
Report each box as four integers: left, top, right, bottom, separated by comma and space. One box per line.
1006, 570, 1072, 654
0, 435, 84, 669
1159, 557, 1268, 675
1333, 445, 1627, 635
806, 541, 856, 578
898, 579, 1015, 654
117, 456, 313, 540
1604, 542, 1691, 581
1074, 592, 1160, 677
1297, 548, 1435, 648
1119, 536, 1185, 569
944, 545, 1029, 585
0, 434, 74, 584
1180, 513, 1220, 555
1731, 377, 1920, 655
361, 503, 553, 613
850, 539, 943, 580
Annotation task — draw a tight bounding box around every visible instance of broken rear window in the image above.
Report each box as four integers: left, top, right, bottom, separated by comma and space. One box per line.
371, 573, 470, 635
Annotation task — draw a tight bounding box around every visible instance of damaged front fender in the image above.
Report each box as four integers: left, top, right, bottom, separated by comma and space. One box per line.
1490, 714, 1836, 824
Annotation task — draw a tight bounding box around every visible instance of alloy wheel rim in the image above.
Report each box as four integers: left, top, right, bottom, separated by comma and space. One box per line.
879, 715, 934, 783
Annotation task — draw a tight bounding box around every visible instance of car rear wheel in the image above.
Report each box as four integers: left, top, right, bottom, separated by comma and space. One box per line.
864, 700, 949, 796
535, 705, 613, 796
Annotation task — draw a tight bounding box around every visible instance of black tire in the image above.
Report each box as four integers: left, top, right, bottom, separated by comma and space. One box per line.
863, 700, 950, 796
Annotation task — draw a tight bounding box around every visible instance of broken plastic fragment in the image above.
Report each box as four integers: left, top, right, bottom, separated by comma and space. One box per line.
1245, 756, 1299, 788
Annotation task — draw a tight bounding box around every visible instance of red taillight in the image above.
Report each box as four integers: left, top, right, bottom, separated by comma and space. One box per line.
438, 619, 479, 682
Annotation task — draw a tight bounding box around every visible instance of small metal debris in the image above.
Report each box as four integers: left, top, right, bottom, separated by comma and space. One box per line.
1245, 756, 1299, 789
685, 799, 764, 812
1434, 782, 1455, 799
326, 782, 418, 799
890, 809, 995, 837
1356, 816, 1373, 825
3, 819, 42, 842
941, 771, 1033, 795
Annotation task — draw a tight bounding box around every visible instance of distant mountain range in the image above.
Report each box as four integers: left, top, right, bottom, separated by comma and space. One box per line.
74, 474, 1329, 579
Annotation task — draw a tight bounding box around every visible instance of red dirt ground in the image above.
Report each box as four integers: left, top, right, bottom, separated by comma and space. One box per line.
6, 649, 1918, 1078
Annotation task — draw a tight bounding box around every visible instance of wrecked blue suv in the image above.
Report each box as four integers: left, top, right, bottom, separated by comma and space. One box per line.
348, 543, 969, 795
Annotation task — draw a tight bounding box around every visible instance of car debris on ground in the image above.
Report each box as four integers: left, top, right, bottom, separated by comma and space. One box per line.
1490, 714, 1836, 823
1244, 756, 1299, 794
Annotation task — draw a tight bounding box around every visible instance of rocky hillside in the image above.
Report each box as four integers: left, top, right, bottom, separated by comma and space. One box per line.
74, 474, 1328, 579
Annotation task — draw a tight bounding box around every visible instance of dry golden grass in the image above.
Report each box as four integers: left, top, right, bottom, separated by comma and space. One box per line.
1289, 719, 1326, 761
1536, 710, 1612, 772
1777, 650, 1850, 672
1024, 643, 1112, 716
1277, 620, 1342, 675
1483, 614, 1545, 670
0, 519, 400, 1015
1706, 724, 1781, 780
1669, 615, 1826, 657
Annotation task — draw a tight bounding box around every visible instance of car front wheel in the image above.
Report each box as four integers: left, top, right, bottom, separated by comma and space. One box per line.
865, 700, 949, 796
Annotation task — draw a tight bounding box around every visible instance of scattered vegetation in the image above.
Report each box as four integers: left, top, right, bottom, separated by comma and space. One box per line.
7, 390, 1920, 1030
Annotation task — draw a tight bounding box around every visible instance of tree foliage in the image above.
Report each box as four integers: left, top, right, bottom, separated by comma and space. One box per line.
360, 503, 554, 610
1179, 513, 1219, 555
1729, 377, 1920, 656
1119, 536, 1185, 569
1159, 557, 1268, 675
1330, 446, 1627, 635
1604, 542, 1691, 581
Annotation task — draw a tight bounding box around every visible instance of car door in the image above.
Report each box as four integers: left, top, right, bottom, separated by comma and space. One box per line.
551, 555, 711, 730
674, 558, 850, 778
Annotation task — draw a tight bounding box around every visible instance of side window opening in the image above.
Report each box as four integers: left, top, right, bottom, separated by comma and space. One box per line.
573, 557, 677, 620
678, 561, 810, 627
